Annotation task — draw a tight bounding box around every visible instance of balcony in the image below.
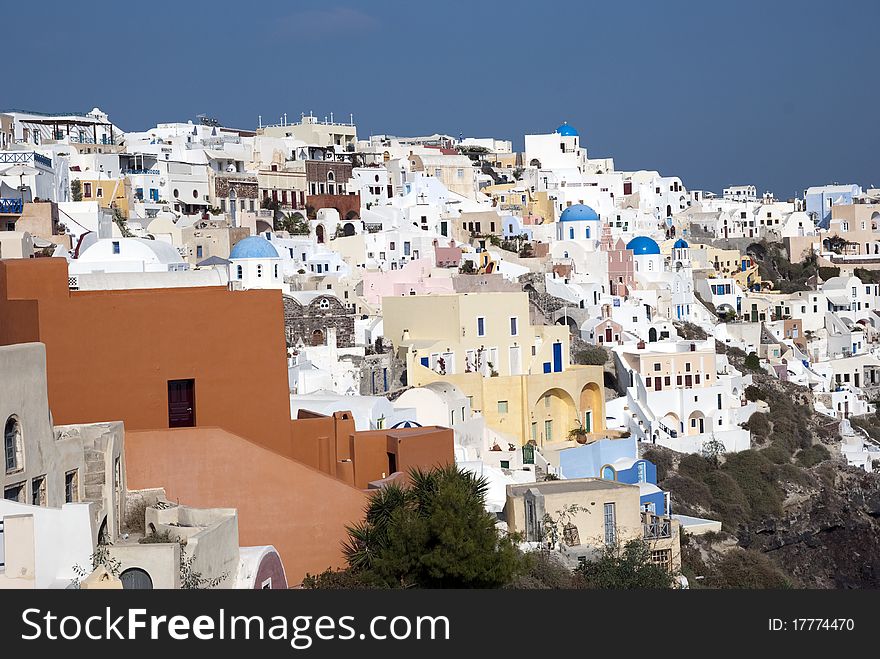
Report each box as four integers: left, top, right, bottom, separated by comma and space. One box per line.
642, 512, 672, 540
123, 169, 160, 176
0, 198, 24, 214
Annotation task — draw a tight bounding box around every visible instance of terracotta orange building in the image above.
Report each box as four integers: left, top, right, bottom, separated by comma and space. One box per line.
0, 258, 454, 582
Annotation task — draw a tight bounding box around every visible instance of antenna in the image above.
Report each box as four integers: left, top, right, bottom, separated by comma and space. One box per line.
258, 115, 262, 129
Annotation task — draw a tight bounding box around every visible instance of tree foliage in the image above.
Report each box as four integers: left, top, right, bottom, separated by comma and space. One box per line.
575, 539, 675, 589
341, 466, 524, 588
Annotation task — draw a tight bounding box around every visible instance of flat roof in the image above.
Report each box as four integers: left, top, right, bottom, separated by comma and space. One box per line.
506, 477, 634, 497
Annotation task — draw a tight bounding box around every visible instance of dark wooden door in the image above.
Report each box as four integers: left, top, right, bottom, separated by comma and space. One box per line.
168, 379, 195, 427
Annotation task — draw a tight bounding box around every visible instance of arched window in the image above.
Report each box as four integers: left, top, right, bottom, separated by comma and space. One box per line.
327, 171, 335, 182
601, 465, 615, 481
319, 298, 331, 310
4, 416, 23, 473
274, 264, 279, 278
257, 264, 263, 278
236, 265, 243, 279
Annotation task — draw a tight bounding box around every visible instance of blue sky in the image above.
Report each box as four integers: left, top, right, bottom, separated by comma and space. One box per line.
4, 0, 878, 196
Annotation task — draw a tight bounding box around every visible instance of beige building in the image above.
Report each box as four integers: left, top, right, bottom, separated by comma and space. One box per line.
383, 292, 605, 445
180, 216, 250, 265
408, 153, 479, 199
504, 478, 681, 572
261, 114, 357, 151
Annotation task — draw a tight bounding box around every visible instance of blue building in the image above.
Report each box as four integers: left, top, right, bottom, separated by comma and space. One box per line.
804, 184, 862, 229
557, 435, 668, 515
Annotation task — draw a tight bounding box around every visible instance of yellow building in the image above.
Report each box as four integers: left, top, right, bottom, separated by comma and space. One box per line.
482, 182, 554, 222
504, 478, 681, 572
382, 291, 605, 445
78, 177, 130, 217
686, 242, 762, 291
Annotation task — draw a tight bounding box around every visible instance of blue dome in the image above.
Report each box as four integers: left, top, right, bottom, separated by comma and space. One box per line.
626, 236, 661, 256
555, 122, 578, 137
673, 238, 689, 249
560, 204, 599, 222
229, 236, 279, 259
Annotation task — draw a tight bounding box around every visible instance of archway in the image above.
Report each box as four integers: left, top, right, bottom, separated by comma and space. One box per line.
311, 329, 325, 346
529, 158, 541, 168
120, 568, 153, 590
315, 224, 325, 244
660, 412, 681, 436
687, 411, 705, 435
531, 388, 577, 446
666, 205, 672, 218
342, 222, 356, 237
345, 210, 360, 221
648, 327, 658, 342
579, 382, 602, 433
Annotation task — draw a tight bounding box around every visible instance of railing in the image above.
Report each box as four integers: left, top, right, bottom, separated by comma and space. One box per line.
642, 512, 672, 540
122, 169, 160, 175
0, 151, 52, 168
70, 135, 116, 145
0, 198, 23, 214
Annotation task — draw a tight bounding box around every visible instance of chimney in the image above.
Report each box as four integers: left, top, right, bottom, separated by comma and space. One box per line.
637, 340, 646, 350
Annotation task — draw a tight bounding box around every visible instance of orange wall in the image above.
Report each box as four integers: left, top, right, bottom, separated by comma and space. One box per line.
348, 427, 454, 489
0, 258, 293, 454
125, 427, 367, 583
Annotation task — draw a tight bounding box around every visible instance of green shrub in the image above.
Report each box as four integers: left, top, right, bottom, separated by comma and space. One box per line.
744, 412, 771, 440
642, 448, 673, 483
744, 385, 763, 402
574, 345, 608, 366
796, 444, 831, 468
664, 475, 713, 510
678, 453, 712, 481
761, 442, 792, 464
705, 549, 791, 589
702, 470, 750, 529
722, 451, 784, 521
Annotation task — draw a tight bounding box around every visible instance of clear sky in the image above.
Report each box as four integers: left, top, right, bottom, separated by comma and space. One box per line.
4, 0, 878, 197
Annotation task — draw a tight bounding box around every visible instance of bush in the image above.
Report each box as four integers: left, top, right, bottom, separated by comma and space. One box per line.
817, 266, 841, 281
722, 451, 784, 521
743, 352, 762, 372
705, 549, 791, 589
744, 385, 763, 402
510, 551, 576, 589
574, 539, 675, 589
642, 448, 673, 483
574, 345, 608, 366
760, 442, 792, 464
796, 444, 831, 468
702, 471, 750, 530
678, 453, 712, 481
744, 412, 771, 440
301, 568, 376, 589
664, 475, 713, 510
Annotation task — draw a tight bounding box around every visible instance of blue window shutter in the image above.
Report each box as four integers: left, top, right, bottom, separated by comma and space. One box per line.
420, 357, 429, 367
543, 362, 551, 374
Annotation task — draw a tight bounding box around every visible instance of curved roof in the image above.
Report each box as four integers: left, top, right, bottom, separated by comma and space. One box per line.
560, 204, 599, 222
626, 236, 661, 255
555, 122, 578, 137
673, 238, 689, 249
229, 235, 279, 259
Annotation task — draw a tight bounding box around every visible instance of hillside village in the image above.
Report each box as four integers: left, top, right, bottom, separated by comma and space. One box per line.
2, 108, 880, 589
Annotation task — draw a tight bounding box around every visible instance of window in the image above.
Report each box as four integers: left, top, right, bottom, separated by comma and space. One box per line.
497, 400, 508, 414
477, 317, 486, 337
274, 264, 279, 278
510, 317, 518, 336
196, 245, 203, 259
637, 461, 647, 483
236, 265, 243, 279
319, 298, 331, 310
96, 187, 104, 199
257, 264, 263, 278
65, 470, 79, 503
4, 482, 25, 503
654, 363, 661, 371
4, 416, 23, 473
544, 420, 553, 442
83, 182, 93, 198
603, 503, 616, 545
32, 475, 47, 506
651, 549, 671, 569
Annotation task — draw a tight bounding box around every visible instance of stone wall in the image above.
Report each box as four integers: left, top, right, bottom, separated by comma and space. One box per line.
283, 294, 355, 348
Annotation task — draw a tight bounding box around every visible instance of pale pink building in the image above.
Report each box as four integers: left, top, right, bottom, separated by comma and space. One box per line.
362, 258, 455, 306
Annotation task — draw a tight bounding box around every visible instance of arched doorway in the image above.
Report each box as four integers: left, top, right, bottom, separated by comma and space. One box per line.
120, 568, 153, 590
648, 327, 658, 342
311, 329, 324, 346
688, 411, 705, 435
315, 224, 325, 244
342, 222, 356, 237
666, 204, 672, 218
660, 412, 680, 436
531, 388, 577, 446
579, 382, 602, 433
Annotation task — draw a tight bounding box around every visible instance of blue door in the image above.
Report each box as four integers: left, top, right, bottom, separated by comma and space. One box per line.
552, 342, 562, 373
